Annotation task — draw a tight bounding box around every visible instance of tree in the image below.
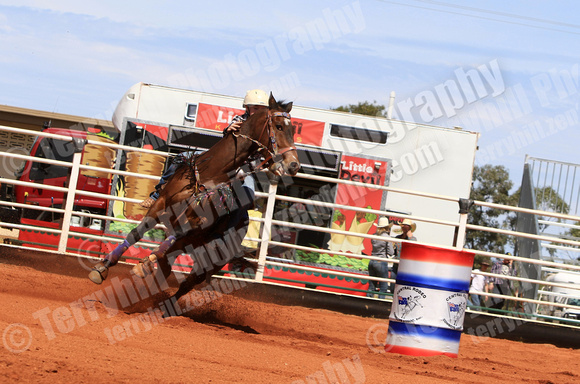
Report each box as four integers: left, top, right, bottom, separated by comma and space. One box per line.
332, 101, 386, 117
465, 164, 516, 254
568, 221, 580, 239
533, 186, 570, 229
466, 166, 571, 255
563, 221, 580, 263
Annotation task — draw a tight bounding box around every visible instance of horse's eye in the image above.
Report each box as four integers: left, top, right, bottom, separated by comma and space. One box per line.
276, 124, 283, 131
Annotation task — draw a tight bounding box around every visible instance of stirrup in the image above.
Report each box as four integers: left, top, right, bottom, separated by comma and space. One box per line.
139, 197, 156, 208
89, 261, 110, 285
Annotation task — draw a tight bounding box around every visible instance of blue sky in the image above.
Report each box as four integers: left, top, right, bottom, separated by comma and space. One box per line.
0, 0, 578, 190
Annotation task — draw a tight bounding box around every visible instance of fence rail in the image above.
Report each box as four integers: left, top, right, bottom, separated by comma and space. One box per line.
0, 126, 579, 329
526, 155, 580, 217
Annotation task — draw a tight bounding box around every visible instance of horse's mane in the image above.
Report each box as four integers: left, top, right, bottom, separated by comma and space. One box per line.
274, 99, 292, 111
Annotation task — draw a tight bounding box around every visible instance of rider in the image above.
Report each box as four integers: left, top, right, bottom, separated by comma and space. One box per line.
139, 89, 269, 209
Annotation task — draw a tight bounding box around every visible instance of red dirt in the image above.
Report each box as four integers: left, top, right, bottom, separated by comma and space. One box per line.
1, 258, 579, 383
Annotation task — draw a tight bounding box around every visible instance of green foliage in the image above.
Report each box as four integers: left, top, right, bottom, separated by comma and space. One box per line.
332, 101, 386, 117
466, 164, 514, 253
510, 186, 570, 231
87, 130, 115, 141
331, 207, 376, 224
295, 249, 370, 271
533, 186, 570, 228
466, 164, 571, 259
364, 206, 377, 223
568, 221, 580, 239
332, 209, 344, 223
565, 221, 580, 261
109, 221, 166, 241
94, 131, 115, 141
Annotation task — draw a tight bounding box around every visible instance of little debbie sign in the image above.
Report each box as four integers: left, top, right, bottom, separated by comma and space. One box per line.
195, 103, 325, 146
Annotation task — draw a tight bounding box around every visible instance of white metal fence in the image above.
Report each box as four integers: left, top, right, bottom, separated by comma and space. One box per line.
1, 125, 579, 328
526, 155, 580, 217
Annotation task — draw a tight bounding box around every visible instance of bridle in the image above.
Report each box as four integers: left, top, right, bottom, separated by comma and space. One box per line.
232, 110, 297, 171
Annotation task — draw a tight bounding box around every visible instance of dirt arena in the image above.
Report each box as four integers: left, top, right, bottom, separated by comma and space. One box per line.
1, 249, 579, 383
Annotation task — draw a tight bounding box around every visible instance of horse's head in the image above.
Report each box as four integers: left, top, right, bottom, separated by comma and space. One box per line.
265, 93, 300, 177
246, 93, 300, 179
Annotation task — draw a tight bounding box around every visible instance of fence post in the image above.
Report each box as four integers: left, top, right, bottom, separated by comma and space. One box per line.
255, 182, 278, 282
57, 138, 86, 254
454, 198, 473, 250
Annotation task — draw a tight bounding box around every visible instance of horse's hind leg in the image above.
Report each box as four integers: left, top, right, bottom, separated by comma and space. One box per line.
89, 211, 161, 284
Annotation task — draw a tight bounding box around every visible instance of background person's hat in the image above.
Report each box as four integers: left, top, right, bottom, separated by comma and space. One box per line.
375, 217, 390, 228
401, 218, 417, 232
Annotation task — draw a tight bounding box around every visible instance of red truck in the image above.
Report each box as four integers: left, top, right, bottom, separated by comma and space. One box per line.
13, 127, 114, 223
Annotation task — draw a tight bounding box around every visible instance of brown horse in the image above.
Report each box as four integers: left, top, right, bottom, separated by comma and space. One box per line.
89, 93, 299, 303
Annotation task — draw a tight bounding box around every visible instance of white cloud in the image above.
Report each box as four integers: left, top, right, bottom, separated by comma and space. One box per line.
0, 0, 577, 182
0, 12, 12, 32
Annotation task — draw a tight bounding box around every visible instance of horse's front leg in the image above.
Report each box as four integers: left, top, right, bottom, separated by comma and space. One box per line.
89, 212, 161, 284
171, 267, 214, 304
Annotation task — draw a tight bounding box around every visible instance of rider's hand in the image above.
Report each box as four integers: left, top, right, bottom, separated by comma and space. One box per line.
235, 168, 246, 181
225, 120, 243, 133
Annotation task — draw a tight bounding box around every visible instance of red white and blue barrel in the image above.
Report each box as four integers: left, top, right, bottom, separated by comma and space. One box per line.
385, 242, 475, 358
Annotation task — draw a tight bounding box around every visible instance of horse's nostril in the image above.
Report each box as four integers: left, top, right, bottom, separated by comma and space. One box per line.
289, 162, 300, 173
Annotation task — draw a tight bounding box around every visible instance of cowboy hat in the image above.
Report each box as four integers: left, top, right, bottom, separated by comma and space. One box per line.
375, 217, 391, 228
401, 218, 417, 232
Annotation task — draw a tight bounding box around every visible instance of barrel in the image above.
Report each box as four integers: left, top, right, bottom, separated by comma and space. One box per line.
385, 242, 474, 358
124, 151, 165, 219
81, 135, 116, 179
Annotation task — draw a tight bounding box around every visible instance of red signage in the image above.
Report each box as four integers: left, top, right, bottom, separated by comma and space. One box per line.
195, 103, 325, 146
143, 124, 169, 143
196, 103, 245, 132
291, 117, 325, 147
329, 155, 389, 255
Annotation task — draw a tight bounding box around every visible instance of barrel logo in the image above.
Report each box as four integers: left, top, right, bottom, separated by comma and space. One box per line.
443, 292, 467, 329
393, 286, 426, 322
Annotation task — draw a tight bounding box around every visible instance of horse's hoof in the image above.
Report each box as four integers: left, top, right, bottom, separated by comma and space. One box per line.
131, 256, 156, 279
131, 262, 152, 278
191, 216, 208, 228
131, 264, 145, 278
89, 262, 109, 284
